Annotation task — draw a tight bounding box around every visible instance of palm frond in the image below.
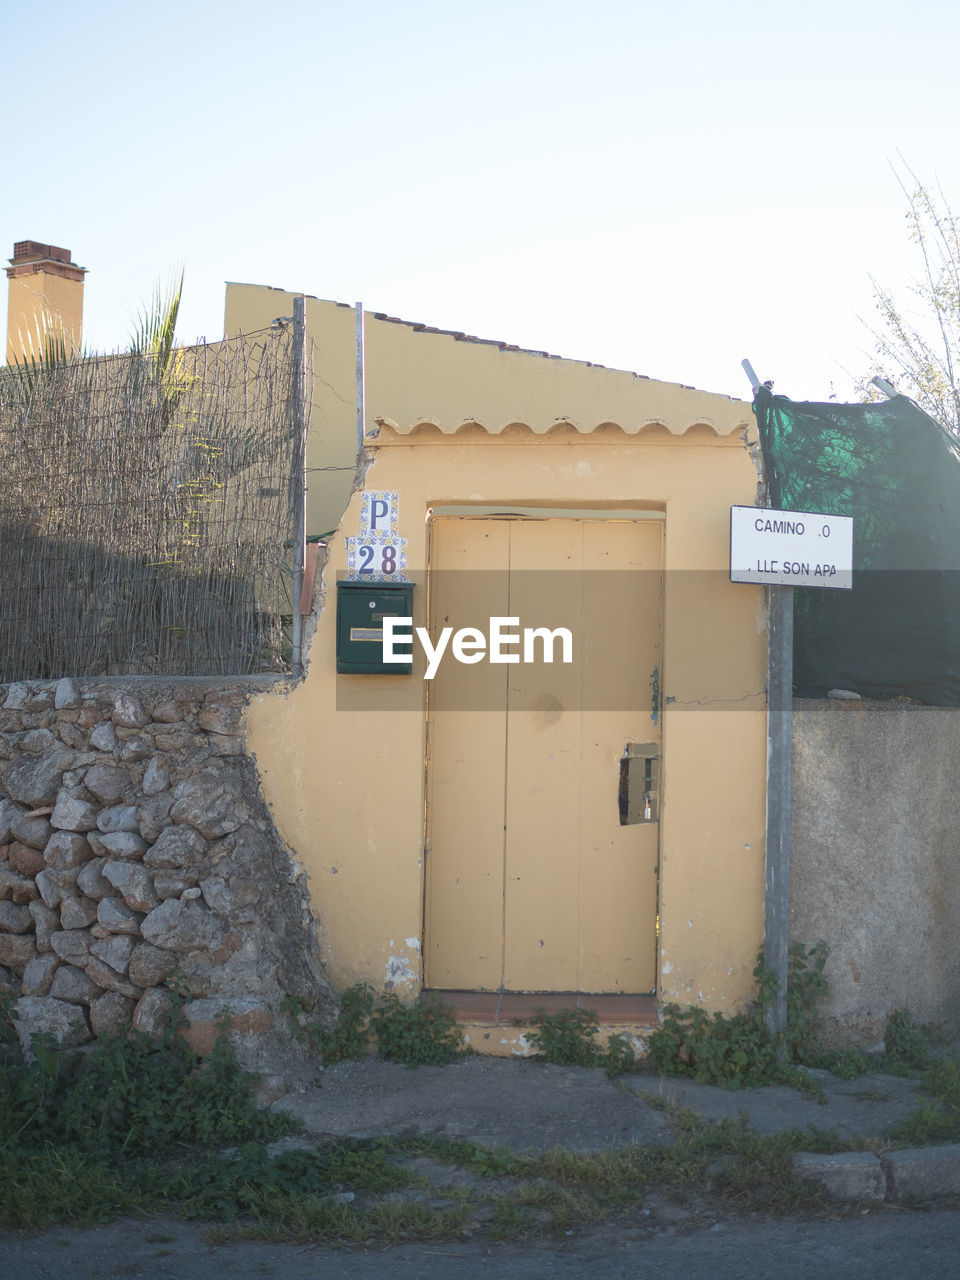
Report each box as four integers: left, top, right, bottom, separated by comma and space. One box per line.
7, 313, 75, 400
130, 269, 183, 378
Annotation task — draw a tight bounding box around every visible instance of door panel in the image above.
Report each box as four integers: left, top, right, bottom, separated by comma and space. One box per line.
424, 520, 510, 990
575, 521, 662, 992
502, 521, 584, 989
425, 517, 662, 993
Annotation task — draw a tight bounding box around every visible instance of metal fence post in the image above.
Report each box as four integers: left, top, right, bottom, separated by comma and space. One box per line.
355, 300, 364, 465
291, 295, 307, 678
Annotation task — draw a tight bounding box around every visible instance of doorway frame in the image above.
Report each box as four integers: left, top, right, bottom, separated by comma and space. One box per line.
421, 503, 667, 996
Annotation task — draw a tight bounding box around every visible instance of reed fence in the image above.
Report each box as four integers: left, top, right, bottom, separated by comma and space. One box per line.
0, 327, 306, 679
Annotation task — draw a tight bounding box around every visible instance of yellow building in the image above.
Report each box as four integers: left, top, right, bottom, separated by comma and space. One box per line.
5, 240, 86, 364
233, 284, 768, 1051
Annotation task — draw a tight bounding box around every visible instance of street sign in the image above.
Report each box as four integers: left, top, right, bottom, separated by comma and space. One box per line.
730, 505, 853, 590
345, 490, 409, 582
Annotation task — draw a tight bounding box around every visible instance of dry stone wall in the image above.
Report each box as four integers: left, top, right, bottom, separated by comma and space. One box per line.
0, 676, 334, 1083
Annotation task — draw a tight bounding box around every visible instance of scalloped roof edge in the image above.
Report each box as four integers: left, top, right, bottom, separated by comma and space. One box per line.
374, 415, 750, 438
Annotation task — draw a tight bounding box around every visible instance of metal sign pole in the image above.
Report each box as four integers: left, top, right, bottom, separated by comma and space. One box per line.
291, 295, 307, 678
355, 301, 365, 464
741, 358, 794, 1048
764, 583, 794, 1046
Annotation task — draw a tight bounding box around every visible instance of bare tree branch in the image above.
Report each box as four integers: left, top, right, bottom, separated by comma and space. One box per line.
861, 161, 960, 432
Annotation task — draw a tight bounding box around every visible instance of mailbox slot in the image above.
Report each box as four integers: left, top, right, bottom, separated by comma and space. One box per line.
336, 580, 414, 674
619, 742, 659, 824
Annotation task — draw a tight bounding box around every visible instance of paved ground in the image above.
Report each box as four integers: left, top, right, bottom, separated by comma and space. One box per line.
6, 1209, 960, 1280
4, 1058, 958, 1279
271, 1056, 929, 1152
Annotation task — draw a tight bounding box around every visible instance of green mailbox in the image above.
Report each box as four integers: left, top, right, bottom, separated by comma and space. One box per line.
336, 580, 415, 674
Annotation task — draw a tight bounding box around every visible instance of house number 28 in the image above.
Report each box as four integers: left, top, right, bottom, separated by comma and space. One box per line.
357, 544, 398, 575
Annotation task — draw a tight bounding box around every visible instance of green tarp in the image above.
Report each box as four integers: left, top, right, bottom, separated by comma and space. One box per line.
753, 386, 960, 705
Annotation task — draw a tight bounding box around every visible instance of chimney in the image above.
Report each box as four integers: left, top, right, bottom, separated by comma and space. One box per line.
5, 240, 87, 364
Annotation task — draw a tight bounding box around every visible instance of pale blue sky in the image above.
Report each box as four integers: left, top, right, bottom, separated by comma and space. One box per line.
4, 0, 959, 401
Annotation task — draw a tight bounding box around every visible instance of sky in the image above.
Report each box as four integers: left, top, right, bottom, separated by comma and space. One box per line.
4, 0, 960, 403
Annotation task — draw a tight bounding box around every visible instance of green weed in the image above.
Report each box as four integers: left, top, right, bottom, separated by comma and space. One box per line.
882, 1010, 938, 1075
528, 1007, 602, 1067
0, 1027, 287, 1162
284, 985, 466, 1067
814, 1048, 875, 1080
527, 1007, 636, 1075
784, 940, 829, 1061
282, 984, 375, 1066
0, 985, 296, 1229
807, 1011, 941, 1082
644, 942, 832, 1088
646, 1002, 779, 1088
370, 991, 465, 1066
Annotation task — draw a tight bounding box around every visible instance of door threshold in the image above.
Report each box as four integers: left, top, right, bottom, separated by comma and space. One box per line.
424, 989, 658, 1027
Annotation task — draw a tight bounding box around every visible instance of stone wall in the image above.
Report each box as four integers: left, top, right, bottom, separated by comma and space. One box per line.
0, 676, 335, 1086
791, 699, 960, 1048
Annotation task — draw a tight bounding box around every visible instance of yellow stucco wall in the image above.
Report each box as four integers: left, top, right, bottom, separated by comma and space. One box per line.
239, 288, 768, 1018
224, 282, 754, 532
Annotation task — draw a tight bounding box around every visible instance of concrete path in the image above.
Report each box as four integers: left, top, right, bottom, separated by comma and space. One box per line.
273, 1056, 929, 1153
618, 1067, 929, 1139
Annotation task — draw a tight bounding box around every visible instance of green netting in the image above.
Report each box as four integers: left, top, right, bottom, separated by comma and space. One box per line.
753, 385, 960, 705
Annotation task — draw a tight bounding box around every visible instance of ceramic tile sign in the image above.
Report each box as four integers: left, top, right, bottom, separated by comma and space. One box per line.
730, 505, 853, 590
346, 491, 408, 582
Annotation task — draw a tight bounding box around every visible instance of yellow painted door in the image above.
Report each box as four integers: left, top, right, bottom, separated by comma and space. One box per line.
424, 517, 661, 993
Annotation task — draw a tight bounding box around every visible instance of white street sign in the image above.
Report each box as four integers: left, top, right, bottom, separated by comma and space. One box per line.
730, 506, 853, 590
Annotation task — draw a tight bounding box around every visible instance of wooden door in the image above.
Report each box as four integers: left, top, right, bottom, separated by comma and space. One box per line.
424, 517, 662, 993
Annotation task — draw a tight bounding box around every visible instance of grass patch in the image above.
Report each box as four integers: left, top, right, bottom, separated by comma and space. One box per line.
365, 1198, 471, 1242
390, 1133, 523, 1178
165, 1140, 417, 1222
401, 1115, 841, 1225
205, 1198, 368, 1246
487, 1194, 538, 1238
889, 1057, 960, 1145
0, 1144, 159, 1230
